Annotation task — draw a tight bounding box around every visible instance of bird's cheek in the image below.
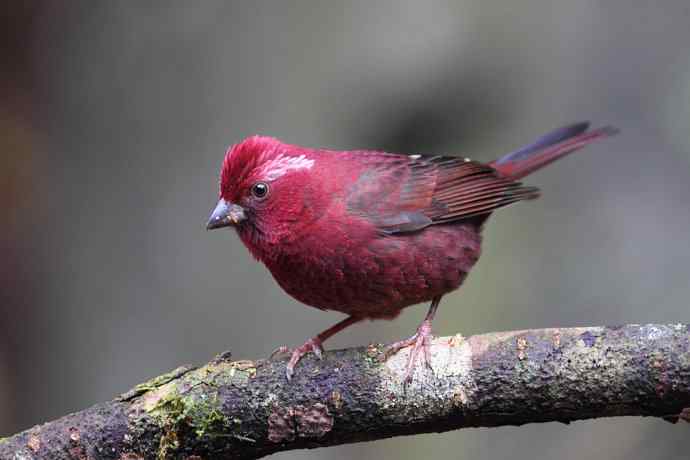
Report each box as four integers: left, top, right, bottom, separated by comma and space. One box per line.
257, 212, 302, 244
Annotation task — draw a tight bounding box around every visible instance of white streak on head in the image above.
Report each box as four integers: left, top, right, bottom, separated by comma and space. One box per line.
260, 153, 315, 181
409, 154, 421, 160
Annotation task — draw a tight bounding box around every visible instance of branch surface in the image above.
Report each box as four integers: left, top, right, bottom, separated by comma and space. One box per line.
2, 324, 689, 459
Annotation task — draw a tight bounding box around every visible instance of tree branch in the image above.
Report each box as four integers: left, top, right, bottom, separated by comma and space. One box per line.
2, 324, 689, 459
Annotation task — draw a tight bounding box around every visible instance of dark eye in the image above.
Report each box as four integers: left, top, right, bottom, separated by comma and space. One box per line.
251, 182, 269, 199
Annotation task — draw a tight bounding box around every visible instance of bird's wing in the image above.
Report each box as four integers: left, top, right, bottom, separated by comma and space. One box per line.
346, 153, 540, 235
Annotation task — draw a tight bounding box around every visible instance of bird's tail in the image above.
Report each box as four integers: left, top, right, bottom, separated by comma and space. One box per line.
491, 122, 618, 180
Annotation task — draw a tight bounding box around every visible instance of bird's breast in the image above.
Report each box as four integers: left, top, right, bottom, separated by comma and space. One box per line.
262, 222, 483, 319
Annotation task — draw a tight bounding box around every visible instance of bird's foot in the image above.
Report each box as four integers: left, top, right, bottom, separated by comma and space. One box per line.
270, 337, 324, 380
383, 319, 435, 384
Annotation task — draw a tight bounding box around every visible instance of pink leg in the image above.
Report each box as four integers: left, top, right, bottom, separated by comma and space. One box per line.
272, 315, 362, 380
384, 296, 442, 383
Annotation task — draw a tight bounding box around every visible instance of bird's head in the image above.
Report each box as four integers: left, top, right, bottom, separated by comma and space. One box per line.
207, 136, 328, 253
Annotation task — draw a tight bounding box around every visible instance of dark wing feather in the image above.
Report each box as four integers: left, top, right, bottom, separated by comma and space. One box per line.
346, 153, 539, 234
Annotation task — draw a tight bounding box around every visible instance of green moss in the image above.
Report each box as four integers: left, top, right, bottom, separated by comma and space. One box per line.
146, 380, 253, 458
135, 361, 264, 456
147, 388, 187, 460
185, 394, 227, 438
136, 366, 192, 393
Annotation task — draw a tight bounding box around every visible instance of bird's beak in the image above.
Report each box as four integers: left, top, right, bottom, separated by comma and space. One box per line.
206, 199, 246, 230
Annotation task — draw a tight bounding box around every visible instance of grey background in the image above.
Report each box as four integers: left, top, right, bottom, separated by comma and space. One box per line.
2, 1, 689, 459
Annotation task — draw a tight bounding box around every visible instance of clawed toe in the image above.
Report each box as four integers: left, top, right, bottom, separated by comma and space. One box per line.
275, 338, 325, 380
270, 345, 291, 360
382, 336, 417, 360
383, 319, 435, 383
269, 316, 361, 380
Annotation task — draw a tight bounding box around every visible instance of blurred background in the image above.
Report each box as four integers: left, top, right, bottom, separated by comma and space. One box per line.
2, 1, 690, 458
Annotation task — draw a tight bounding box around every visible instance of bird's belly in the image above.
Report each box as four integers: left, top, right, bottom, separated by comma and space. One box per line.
266, 224, 482, 319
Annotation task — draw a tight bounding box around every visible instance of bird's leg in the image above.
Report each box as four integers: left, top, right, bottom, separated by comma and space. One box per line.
383, 296, 442, 383
271, 315, 362, 380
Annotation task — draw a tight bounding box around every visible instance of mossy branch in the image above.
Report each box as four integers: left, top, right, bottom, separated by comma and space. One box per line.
2, 324, 690, 459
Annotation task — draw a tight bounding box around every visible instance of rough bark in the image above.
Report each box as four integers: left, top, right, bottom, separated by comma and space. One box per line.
1, 324, 689, 459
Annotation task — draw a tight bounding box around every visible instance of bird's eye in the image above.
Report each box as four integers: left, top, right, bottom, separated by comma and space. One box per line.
251, 182, 269, 199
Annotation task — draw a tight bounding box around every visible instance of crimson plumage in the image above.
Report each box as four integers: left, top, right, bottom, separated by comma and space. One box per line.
207, 122, 617, 380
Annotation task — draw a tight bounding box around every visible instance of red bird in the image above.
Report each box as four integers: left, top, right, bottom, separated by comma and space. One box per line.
207, 122, 616, 381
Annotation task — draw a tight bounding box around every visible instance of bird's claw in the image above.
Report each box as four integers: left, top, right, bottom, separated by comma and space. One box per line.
383, 319, 435, 384
272, 338, 325, 380
269, 345, 291, 360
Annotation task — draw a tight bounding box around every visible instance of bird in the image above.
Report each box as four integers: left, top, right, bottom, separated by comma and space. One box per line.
207, 122, 617, 381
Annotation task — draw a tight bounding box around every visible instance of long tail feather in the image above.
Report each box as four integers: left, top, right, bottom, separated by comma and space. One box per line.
491, 123, 618, 180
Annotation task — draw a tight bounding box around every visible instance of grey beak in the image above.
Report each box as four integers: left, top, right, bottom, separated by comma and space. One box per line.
206, 199, 246, 230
